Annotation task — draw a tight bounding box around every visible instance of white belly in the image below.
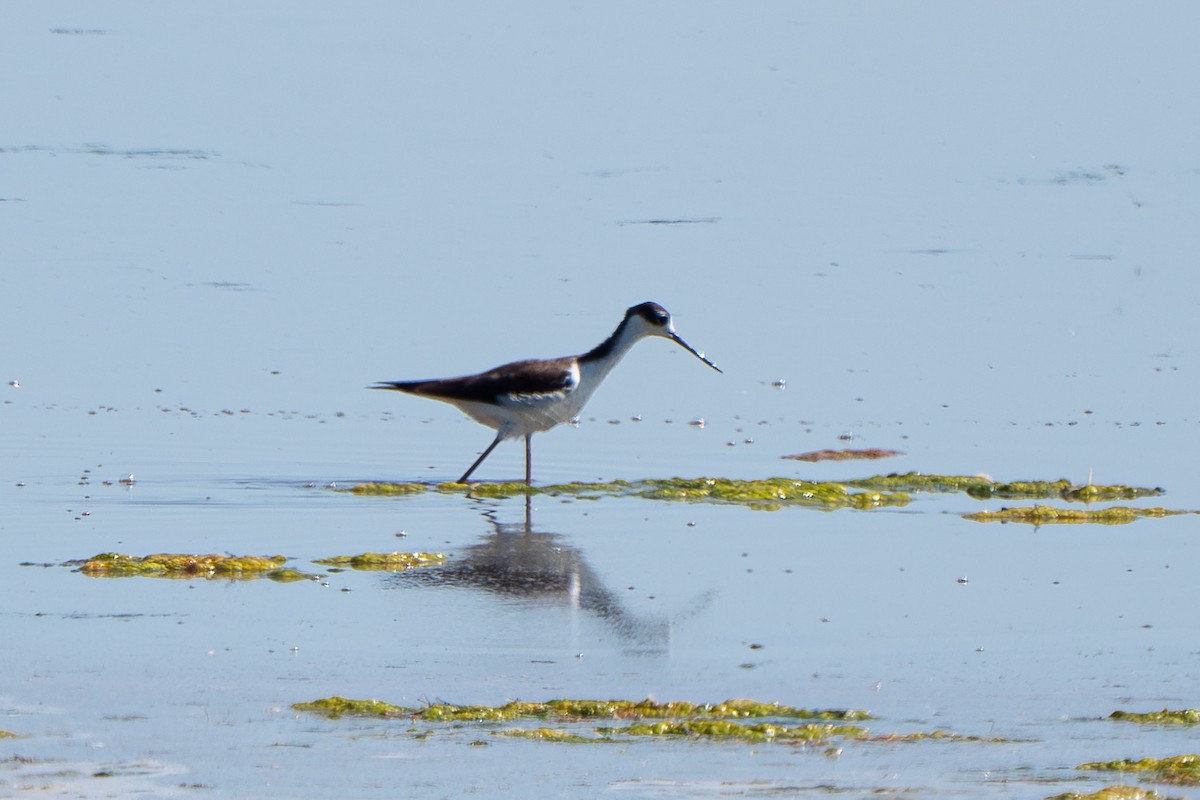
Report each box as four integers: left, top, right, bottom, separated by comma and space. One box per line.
497, 383, 595, 436
454, 378, 601, 438
442, 356, 616, 439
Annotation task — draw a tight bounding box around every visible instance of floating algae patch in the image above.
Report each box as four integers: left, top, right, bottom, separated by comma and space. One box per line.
846, 472, 1163, 502
1110, 709, 1200, 726
76, 553, 312, 581
630, 477, 906, 510
1048, 786, 1173, 800
345, 481, 427, 496
312, 552, 447, 571
1060, 483, 1166, 502
595, 698, 871, 721
510, 698, 871, 721
965, 479, 1162, 502
342, 473, 1166, 512
963, 507, 1190, 526
497, 721, 1010, 745
864, 730, 1013, 743
292, 696, 546, 721
1078, 755, 1200, 786
447, 480, 634, 500
0, 730, 16, 739
343, 478, 907, 510
293, 696, 870, 723
293, 696, 1032, 748
846, 473, 994, 494
597, 720, 867, 743
292, 697, 409, 719
496, 727, 610, 743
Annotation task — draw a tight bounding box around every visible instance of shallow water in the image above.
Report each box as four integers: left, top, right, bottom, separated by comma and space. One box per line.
4, 2, 1200, 798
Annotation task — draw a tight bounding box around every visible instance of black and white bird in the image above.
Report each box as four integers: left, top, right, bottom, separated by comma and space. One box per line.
372, 301, 721, 484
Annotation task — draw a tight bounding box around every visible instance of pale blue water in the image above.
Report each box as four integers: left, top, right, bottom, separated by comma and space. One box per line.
4, 2, 1200, 798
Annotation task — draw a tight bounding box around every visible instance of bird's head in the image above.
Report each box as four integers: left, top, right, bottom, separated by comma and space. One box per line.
624, 301, 722, 373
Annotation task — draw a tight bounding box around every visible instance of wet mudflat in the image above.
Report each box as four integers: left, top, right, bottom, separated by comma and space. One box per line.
4, 2, 1200, 798
4, 411, 1199, 798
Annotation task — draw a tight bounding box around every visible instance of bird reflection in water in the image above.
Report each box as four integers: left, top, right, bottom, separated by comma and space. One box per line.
390, 502, 709, 652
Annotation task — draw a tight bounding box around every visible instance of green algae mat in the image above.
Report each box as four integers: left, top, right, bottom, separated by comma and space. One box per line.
295, 695, 867, 744
964, 506, 1188, 525
1048, 786, 1182, 799
292, 695, 1014, 745
1109, 708, 1200, 726
345, 476, 904, 510
290, 697, 1200, 796
47, 551, 447, 581
75, 553, 310, 581
312, 552, 447, 571
340, 472, 1189, 522
294, 696, 871, 723
1075, 754, 1200, 787
1049, 710, 1200, 792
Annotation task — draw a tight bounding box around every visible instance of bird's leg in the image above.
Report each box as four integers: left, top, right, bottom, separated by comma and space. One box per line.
457, 431, 505, 484
524, 433, 532, 486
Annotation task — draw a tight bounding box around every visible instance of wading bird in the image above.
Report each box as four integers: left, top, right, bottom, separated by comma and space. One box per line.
372, 301, 721, 484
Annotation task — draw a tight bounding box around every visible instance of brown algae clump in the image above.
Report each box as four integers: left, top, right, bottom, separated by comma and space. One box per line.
78, 553, 304, 580
313, 552, 447, 571
1110, 709, 1200, 726
1078, 754, 1200, 786
963, 507, 1188, 525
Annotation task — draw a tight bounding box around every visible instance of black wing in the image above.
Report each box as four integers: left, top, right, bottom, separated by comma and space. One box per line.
372, 357, 576, 404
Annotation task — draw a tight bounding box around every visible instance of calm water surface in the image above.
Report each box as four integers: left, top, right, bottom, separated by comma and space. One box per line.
4, 2, 1200, 798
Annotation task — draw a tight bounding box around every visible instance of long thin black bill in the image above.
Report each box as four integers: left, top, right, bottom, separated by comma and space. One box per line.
670, 333, 722, 373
